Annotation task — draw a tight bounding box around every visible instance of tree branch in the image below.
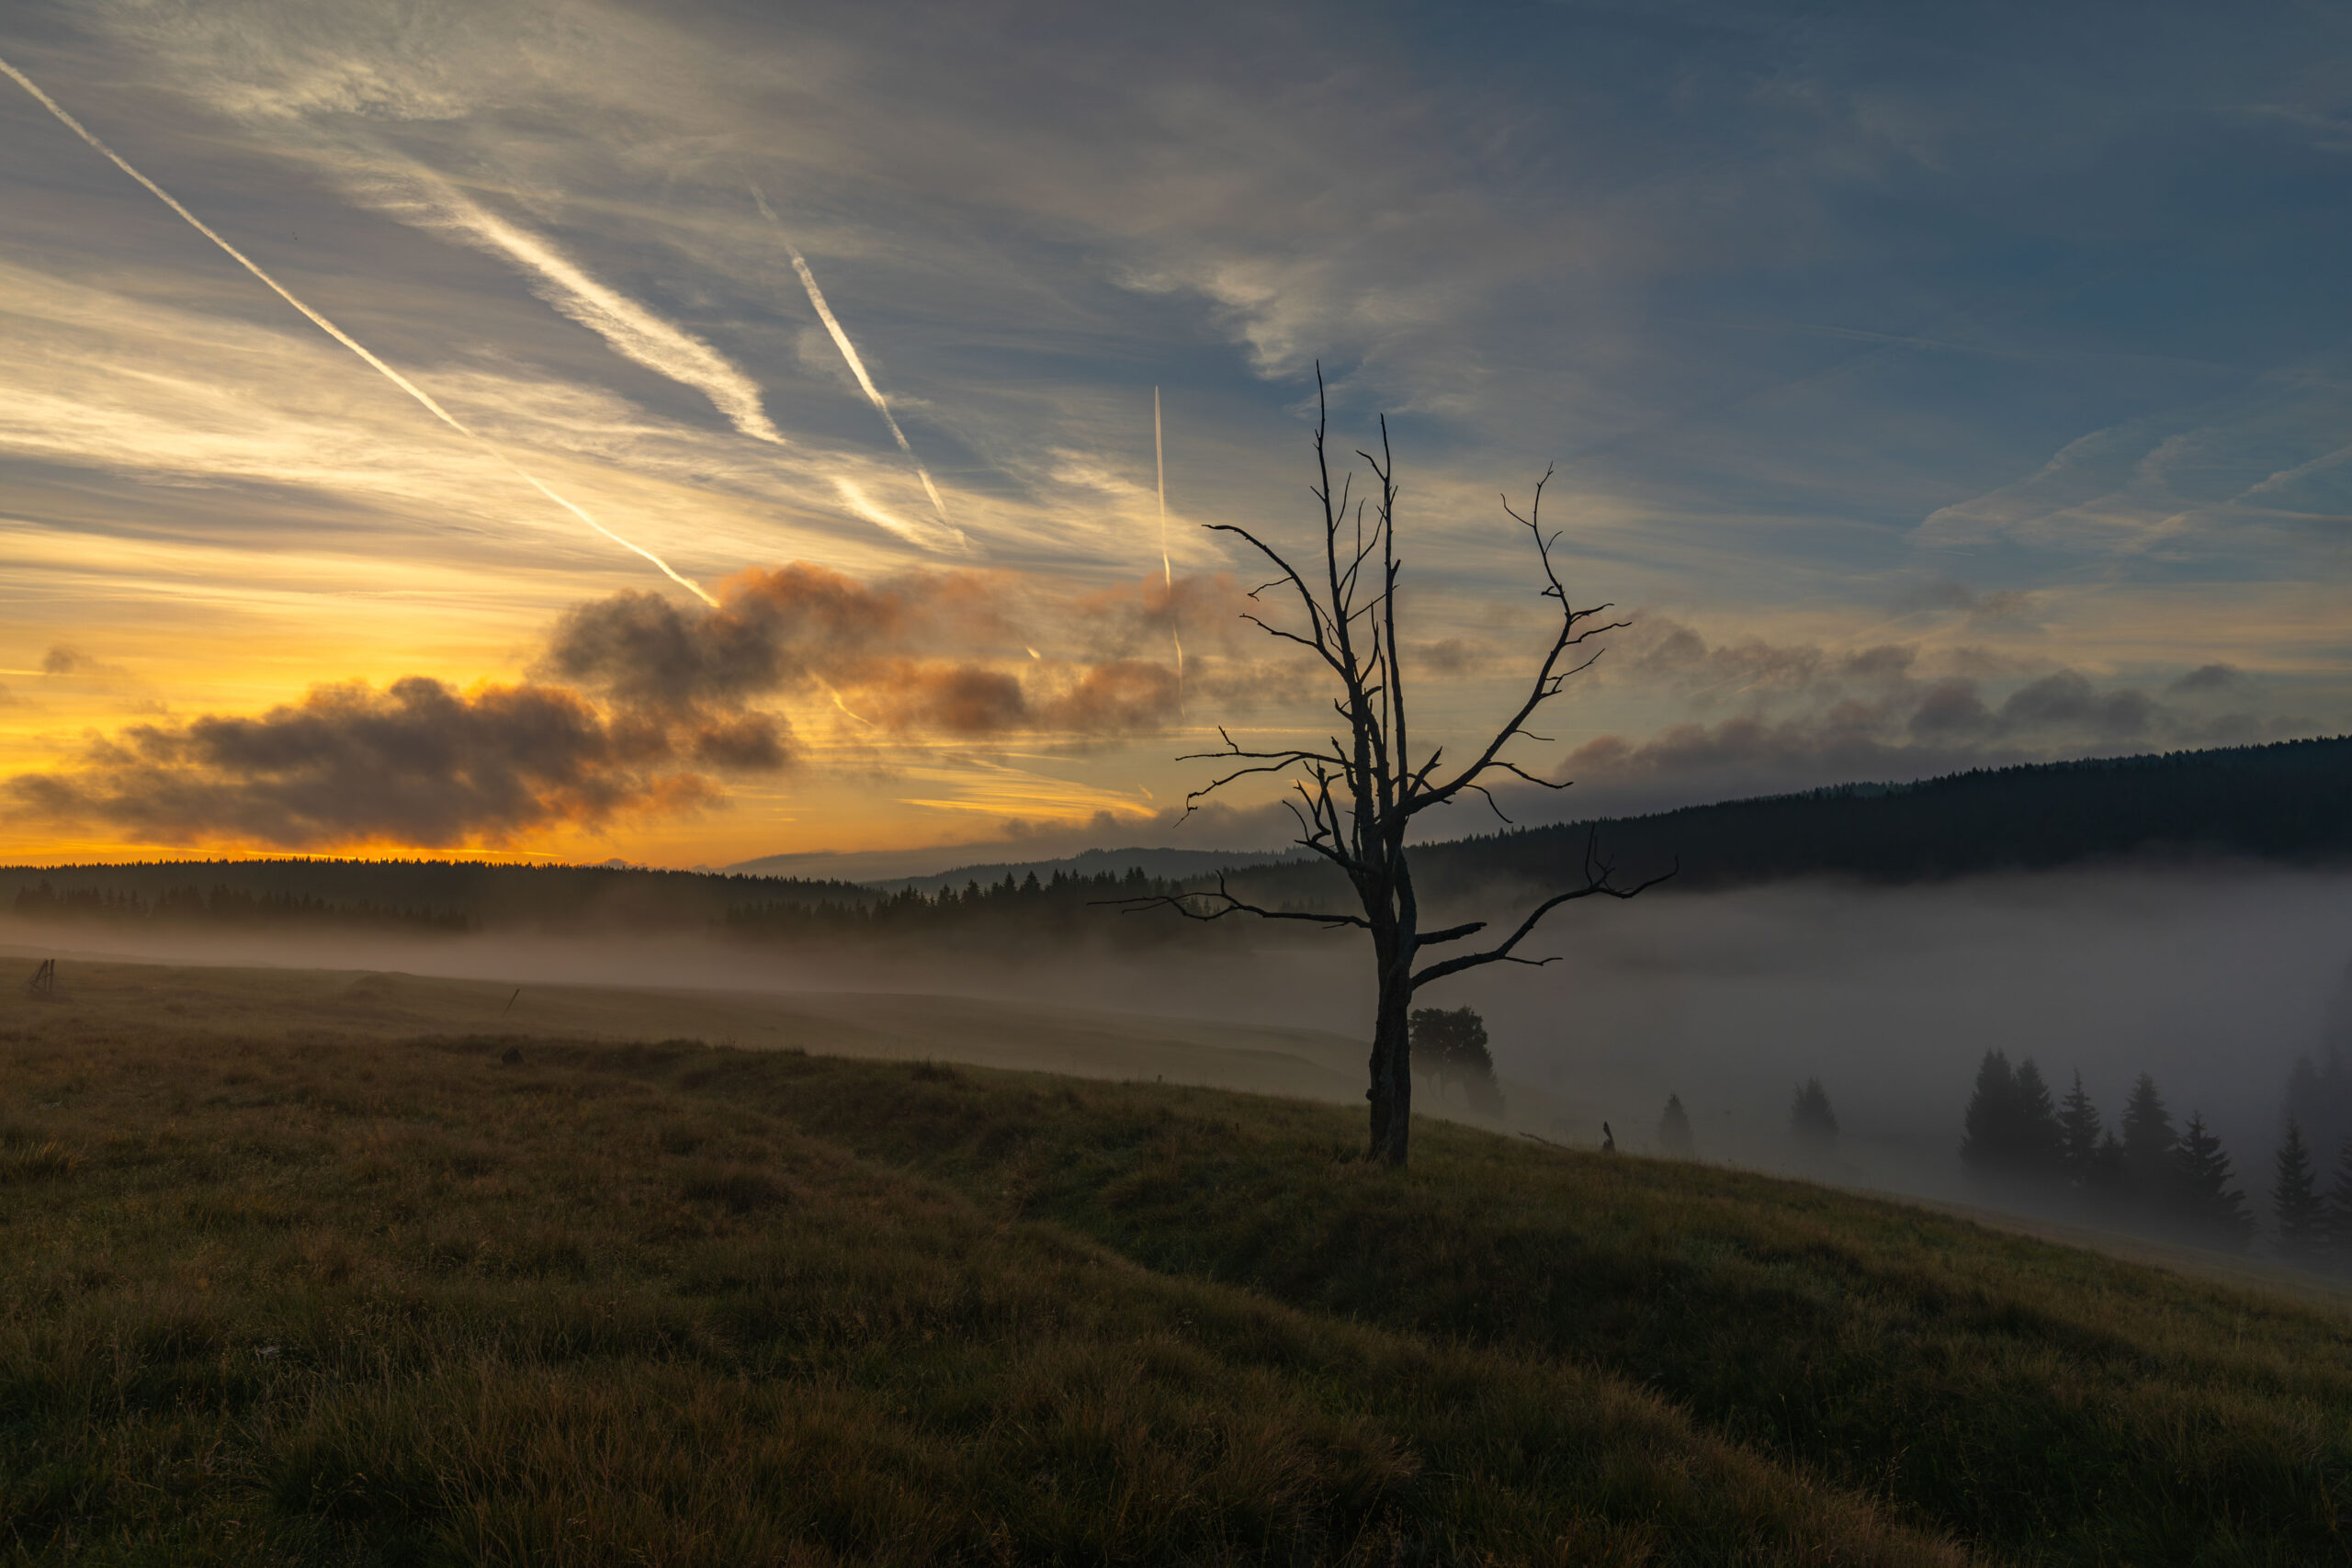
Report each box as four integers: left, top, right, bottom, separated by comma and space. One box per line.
1102, 873, 1369, 931
1410, 829, 1677, 987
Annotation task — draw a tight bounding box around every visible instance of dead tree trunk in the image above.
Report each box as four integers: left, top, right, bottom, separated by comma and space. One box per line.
1368, 921, 1414, 1162
1119, 368, 1670, 1165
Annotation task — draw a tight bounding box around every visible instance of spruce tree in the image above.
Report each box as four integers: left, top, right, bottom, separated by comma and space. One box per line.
2057, 1070, 2103, 1185
2272, 1119, 2324, 1264
1790, 1078, 1838, 1150
2011, 1059, 2064, 1178
2174, 1111, 2254, 1251
1960, 1051, 2016, 1171
2090, 1130, 2127, 1196
1657, 1093, 1695, 1157
2120, 1073, 2177, 1206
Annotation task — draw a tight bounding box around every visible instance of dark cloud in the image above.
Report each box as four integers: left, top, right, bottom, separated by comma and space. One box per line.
1619, 615, 1917, 705
1998, 671, 2155, 738
544, 563, 1190, 741
1906, 681, 1996, 740
1567, 714, 1970, 795
1517, 610, 2340, 820
543, 564, 1006, 709
41, 645, 107, 676
6, 677, 720, 849
859, 662, 1029, 735
1552, 668, 2321, 820
2168, 662, 2245, 695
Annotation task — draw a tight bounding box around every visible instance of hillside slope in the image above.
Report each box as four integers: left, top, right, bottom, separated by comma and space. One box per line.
1428, 734, 2352, 893
6, 1012, 2349, 1563
2, 1022, 1946, 1565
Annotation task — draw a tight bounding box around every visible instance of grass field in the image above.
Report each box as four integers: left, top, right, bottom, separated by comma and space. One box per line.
5, 983, 2351, 1562
0, 949, 1386, 1109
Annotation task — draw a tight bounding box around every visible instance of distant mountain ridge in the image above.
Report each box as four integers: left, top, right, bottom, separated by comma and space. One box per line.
1283, 734, 2352, 907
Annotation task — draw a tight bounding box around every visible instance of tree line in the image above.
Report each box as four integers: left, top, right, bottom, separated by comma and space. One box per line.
722, 866, 1276, 950
9, 880, 469, 934
0, 859, 866, 934
2, 858, 1302, 951
1961, 1052, 2264, 1250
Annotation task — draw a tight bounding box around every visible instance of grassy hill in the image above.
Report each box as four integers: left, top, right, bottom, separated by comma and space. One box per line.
6, 1002, 2351, 1562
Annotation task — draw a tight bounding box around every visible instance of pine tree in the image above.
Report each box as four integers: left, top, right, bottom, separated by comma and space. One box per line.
2174, 1111, 2253, 1251
2120, 1073, 2177, 1205
1657, 1093, 1695, 1157
2090, 1130, 2127, 1196
2057, 1070, 2103, 1185
1959, 1051, 2016, 1171
2272, 1119, 2324, 1264
1790, 1078, 1838, 1149
2011, 1059, 2064, 1177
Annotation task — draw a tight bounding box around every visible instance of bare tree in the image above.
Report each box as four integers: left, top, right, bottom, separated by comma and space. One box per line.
1125, 371, 1670, 1165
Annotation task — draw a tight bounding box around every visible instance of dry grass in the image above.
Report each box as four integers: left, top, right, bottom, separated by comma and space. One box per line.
733, 1058, 2352, 1566
0, 1023, 1953, 1566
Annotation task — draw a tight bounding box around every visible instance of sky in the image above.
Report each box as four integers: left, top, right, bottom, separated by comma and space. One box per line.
2, 0, 2347, 872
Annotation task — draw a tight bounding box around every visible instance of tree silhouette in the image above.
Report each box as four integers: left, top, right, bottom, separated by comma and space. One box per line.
1790, 1078, 1838, 1150
2057, 1070, 2104, 1186
2120, 1073, 2177, 1206
1960, 1051, 2017, 1171
1960, 1051, 2063, 1181
1408, 1007, 1503, 1117
2174, 1111, 2253, 1251
2010, 1062, 2063, 1172
1657, 1092, 1695, 1158
1120, 372, 1668, 1164
2272, 1119, 2324, 1263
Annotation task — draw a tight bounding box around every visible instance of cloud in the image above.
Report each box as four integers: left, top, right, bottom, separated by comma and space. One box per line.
2168, 662, 2243, 695
41, 645, 100, 675
1411, 637, 1478, 677
1996, 671, 2156, 738
1550, 669, 2321, 820
0, 555, 1230, 850
5, 676, 726, 849
543, 562, 1192, 740
1616, 615, 1917, 705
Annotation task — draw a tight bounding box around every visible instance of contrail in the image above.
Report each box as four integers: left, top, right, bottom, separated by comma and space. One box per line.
390, 178, 786, 446
1157, 386, 1184, 707
752, 188, 956, 537
832, 475, 937, 551
0, 52, 716, 606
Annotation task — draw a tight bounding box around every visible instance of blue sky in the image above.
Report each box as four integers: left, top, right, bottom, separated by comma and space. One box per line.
1, 0, 2346, 867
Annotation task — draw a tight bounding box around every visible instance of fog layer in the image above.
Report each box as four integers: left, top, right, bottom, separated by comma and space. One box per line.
8, 863, 2348, 1225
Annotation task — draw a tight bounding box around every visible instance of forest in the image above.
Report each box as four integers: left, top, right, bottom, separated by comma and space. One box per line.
0, 858, 865, 936
1954, 1043, 2352, 1270
1232, 734, 2352, 909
